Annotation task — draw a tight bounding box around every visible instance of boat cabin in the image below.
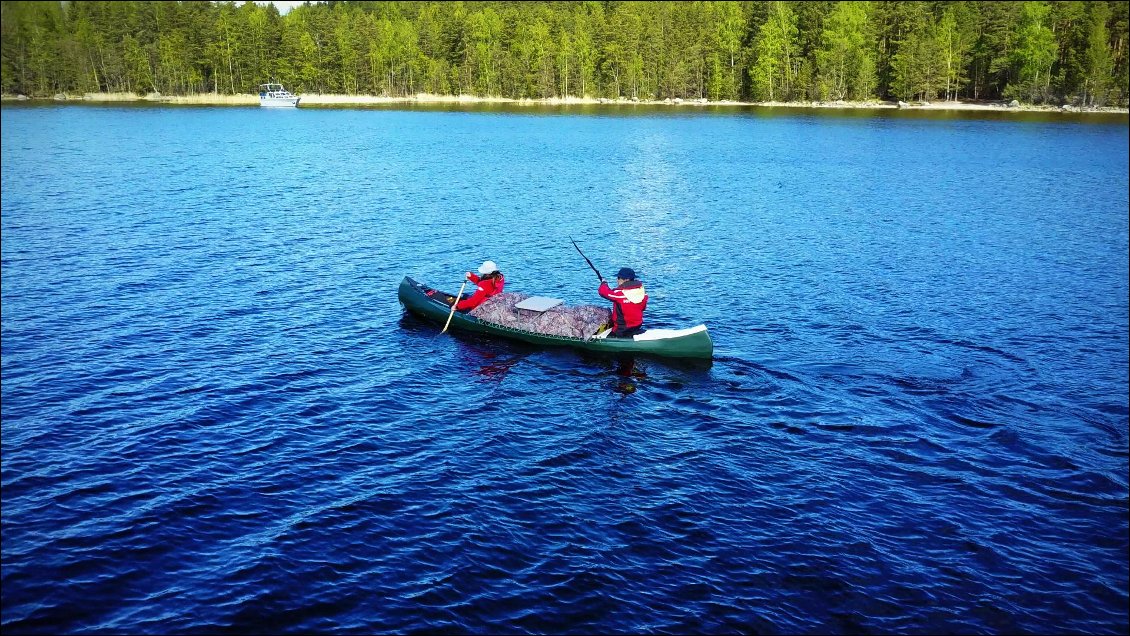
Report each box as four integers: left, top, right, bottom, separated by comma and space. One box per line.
259, 83, 291, 98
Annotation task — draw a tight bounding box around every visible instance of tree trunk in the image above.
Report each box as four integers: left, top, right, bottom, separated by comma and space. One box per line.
88, 55, 99, 92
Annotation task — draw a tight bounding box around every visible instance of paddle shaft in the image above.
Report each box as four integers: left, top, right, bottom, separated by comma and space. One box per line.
441, 280, 468, 334
570, 237, 604, 282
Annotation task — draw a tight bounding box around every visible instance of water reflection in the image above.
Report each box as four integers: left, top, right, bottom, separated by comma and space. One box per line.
614, 357, 646, 395
281, 100, 1129, 125
462, 346, 530, 384
401, 310, 713, 374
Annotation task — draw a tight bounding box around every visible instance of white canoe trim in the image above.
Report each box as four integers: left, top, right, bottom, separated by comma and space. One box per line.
633, 324, 708, 341
590, 324, 707, 341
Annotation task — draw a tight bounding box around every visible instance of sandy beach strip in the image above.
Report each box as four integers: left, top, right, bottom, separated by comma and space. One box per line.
3, 91, 1126, 114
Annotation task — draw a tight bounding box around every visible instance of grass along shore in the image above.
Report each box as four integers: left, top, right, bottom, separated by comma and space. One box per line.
3, 91, 1126, 114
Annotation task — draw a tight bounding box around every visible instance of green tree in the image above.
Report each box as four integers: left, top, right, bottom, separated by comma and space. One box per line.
1007, 1, 1057, 102
1049, 1, 1088, 102
413, 2, 449, 94
601, 8, 637, 98
572, 3, 601, 97
466, 8, 503, 96
72, 14, 104, 92
816, 1, 876, 101
332, 4, 361, 94
1082, 1, 1114, 105
394, 17, 421, 95
968, 1, 1020, 100
1112, 0, 1130, 105
751, 1, 799, 101
712, 0, 745, 100
157, 31, 189, 93
936, 4, 974, 101
121, 33, 153, 94
296, 29, 319, 93
208, 3, 239, 93
889, 3, 941, 102
557, 26, 572, 96
243, 2, 272, 88
26, 8, 57, 94
511, 13, 554, 98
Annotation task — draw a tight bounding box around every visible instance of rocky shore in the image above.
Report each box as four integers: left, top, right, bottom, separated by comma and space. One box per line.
4, 91, 1127, 114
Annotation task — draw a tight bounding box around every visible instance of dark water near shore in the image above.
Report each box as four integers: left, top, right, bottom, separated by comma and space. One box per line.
2, 103, 1127, 635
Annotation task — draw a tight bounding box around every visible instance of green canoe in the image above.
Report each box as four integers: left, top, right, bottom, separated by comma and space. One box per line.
398, 276, 714, 360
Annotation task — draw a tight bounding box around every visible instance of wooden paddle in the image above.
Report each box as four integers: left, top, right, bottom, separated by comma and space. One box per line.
441, 279, 468, 334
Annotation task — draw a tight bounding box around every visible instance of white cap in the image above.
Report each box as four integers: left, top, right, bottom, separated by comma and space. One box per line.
478, 260, 498, 275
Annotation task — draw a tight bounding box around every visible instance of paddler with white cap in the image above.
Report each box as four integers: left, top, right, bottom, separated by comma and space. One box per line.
447, 260, 505, 312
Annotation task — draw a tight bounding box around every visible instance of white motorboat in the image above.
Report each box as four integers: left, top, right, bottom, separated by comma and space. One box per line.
259, 83, 299, 107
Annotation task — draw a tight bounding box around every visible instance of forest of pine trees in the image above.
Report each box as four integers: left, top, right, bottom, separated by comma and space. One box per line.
2, 1, 1127, 106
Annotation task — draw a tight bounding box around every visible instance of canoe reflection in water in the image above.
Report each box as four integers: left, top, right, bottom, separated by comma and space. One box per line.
614, 357, 646, 395
468, 348, 529, 383
455, 334, 644, 393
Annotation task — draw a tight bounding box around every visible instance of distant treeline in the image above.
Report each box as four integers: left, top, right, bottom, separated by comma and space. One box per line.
2, 1, 1127, 106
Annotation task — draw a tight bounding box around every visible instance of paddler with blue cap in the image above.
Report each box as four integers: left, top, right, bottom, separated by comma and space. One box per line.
598, 267, 647, 337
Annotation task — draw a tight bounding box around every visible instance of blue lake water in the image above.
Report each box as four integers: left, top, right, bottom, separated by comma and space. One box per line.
2, 103, 1127, 634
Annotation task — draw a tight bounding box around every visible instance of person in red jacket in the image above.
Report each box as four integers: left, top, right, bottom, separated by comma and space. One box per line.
448, 260, 505, 312
598, 267, 648, 337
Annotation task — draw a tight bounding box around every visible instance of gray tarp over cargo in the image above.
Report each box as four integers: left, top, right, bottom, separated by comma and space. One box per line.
469, 292, 609, 338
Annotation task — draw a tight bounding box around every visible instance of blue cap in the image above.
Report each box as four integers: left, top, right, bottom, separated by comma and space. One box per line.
616, 267, 636, 280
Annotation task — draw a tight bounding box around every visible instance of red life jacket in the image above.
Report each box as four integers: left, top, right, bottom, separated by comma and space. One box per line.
598, 280, 647, 334
457, 273, 505, 311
